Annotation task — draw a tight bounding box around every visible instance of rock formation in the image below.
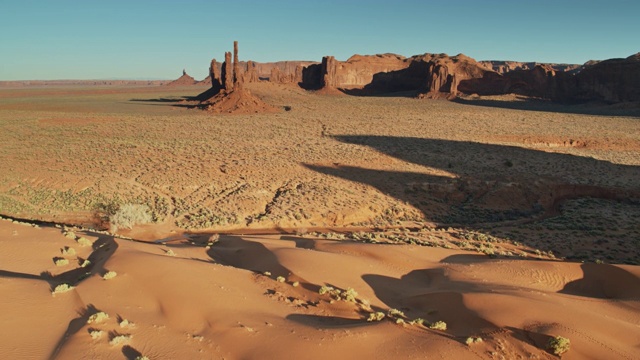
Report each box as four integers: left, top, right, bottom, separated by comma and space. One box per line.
210, 59, 222, 90
298, 51, 640, 103
480, 61, 582, 75
321, 56, 338, 88
244, 61, 259, 83
233, 41, 242, 89
165, 70, 197, 86
222, 52, 233, 91
197, 41, 279, 114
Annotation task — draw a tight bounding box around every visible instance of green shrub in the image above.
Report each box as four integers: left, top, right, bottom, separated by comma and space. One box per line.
367, 312, 385, 322
429, 321, 447, 330
547, 336, 570, 356
466, 336, 483, 345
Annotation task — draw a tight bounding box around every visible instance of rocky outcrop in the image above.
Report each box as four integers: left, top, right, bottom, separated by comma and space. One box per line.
222, 52, 233, 91
165, 70, 197, 86
210, 59, 222, 90
197, 41, 278, 114
244, 61, 259, 83
233, 41, 241, 89
321, 56, 338, 88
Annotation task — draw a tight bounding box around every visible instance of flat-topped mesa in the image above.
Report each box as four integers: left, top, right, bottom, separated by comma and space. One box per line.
222, 51, 233, 91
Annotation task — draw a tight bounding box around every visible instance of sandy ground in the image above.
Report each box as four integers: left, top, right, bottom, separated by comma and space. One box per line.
0, 83, 639, 359
1, 218, 639, 359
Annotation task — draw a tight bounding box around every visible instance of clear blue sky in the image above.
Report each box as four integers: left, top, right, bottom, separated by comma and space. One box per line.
1, 0, 638, 80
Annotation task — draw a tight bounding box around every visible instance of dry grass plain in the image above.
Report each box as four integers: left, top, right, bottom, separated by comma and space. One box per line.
0, 82, 639, 359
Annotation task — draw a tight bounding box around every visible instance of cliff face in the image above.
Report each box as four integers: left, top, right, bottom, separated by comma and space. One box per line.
298, 52, 640, 103
480, 61, 582, 75
559, 53, 640, 103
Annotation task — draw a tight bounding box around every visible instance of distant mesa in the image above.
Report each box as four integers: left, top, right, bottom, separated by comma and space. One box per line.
293, 51, 640, 103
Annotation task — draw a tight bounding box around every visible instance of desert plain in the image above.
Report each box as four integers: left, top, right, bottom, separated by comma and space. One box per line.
0, 81, 639, 359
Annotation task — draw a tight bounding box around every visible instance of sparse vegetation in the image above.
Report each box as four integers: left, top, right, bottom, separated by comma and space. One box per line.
318, 285, 359, 302
90, 330, 103, 339
109, 203, 152, 231
103, 271, 117, 280
87, 311, 109, 324
547, 336, 570, 356
428, 321, 447, 331
109, 334, 132, 346
466, 336, 483, 345
54, 257, 69, 266
276, 276, 286, 283
77, 237, 92, 247
52, 283, 74, 295
387, 308, 405, 318
367, 312, 386, 322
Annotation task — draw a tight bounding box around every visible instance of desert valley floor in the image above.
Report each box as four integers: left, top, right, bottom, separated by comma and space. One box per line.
0, 83, 639, 359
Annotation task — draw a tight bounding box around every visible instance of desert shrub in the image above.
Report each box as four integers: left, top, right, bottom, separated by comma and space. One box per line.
318, 285, 358, 302
367, 312, 386, 322
276, 276, 286, 283
54, 258, 69, 266
387, 308, 405, 318
77, 237, 92, 247
52, 283, 74, 295
90, 330, 103, 339
466, 336, 483, 345
79, 259, 91, 267
119, 319, 132, 328
64, 231, 76, 239
109, 204, 152, 231
87, 311, 109, 324
409, 318, 425, 326
341, 287, 358, 302
103, 271, 117, 280
429, 321, 447, 330
292, 281, 299, 287
61, 246, 76, 256
547, 336, 570, 356
135, 356, 150, 360
109, 334, 132, 346
164, 249, 176, 256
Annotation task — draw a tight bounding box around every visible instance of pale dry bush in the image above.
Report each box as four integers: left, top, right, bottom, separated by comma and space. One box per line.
109, 204, 152, 231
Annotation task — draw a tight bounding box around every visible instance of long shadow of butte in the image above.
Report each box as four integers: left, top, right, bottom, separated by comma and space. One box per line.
305, 136, 640, 225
